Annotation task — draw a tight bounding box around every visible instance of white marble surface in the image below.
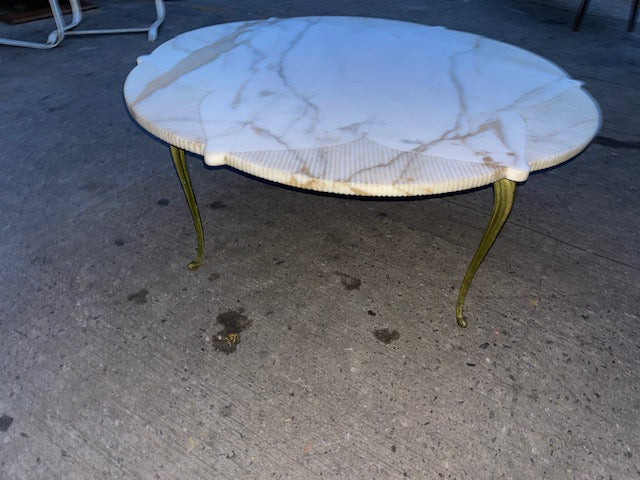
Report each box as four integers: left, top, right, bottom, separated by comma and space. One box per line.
124, 16, 600, 196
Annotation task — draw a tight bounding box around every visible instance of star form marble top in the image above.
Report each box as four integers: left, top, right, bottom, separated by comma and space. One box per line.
124, 16, 600, 196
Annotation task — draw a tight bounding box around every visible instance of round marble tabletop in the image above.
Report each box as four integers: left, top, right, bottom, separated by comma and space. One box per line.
124, 16, 600, 197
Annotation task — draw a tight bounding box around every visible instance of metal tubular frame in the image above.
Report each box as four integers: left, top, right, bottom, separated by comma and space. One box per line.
0, 0, 66, 49
0, 0, 165, 49
55, 0, 165, 42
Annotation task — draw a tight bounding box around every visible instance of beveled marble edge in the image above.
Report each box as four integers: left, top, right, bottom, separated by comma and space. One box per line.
125, 86, 600, 197
125, 102, 502, 196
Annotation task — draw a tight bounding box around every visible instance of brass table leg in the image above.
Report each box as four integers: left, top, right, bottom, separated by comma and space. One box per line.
572, 0, 591, 32
170, 146, 204, 270
456, 179, 516, 328
166, 148, 514, 318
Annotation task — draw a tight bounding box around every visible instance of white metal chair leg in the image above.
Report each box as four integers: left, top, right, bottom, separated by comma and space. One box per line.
46, 0, 83, 44
147, 0, 166, 41
64, 0, 83, 31
0, 0, 67, 49
61, 0, 165, 41
0, 0, 165, 48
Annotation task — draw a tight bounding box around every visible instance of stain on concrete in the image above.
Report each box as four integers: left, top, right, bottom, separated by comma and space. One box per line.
373, 328, 400, 344
219, 404, 233, 417
367, 310, 376, 316
208, 272, 221, 281
79, 181, 114, 194
209, 200, 227, 209
212, 309, 252, 354
0, 414, 14, 432
127, 289, 149, 305
157, 198, 170, 206
114, 238, 125, 247
540, 18, 564, 25
333, 271, 362, 290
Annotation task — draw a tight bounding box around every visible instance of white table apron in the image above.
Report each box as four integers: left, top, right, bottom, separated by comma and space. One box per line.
124, 16, 600, 327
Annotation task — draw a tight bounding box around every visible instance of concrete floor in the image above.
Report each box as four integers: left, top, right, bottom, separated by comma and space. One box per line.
1, 1, 639, 478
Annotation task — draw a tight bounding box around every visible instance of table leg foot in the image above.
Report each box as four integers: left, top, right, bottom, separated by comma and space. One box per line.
170, 146, 205, 270
455, 179, 516, 328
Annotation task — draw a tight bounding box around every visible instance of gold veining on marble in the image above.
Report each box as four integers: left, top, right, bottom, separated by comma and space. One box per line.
124, 16, 600, 197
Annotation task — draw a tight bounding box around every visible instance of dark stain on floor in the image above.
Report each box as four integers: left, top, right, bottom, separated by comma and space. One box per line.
219, 404, 234, 417
333, 271, 362, 290
114, 238, 125, 247
540, 18, 564, 25
127, 289, 149, 305
209, 200, 227, 209
157, 198, 170, 206
208, 272, 220, 282
373, 327, 400, 344
79, 181, 114, 194
212, 309, 252, 354
0, 414, 14, 432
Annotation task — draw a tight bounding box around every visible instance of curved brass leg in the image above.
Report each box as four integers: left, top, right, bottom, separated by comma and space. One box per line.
456, 179, 516, 327
170, 146, 204, 270
572, 0, 590, 31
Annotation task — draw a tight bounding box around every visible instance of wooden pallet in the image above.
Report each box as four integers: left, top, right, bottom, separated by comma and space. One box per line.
0, 1, 97, 25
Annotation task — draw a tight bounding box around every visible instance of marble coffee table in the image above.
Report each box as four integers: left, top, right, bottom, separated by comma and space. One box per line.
124, 16, 600, 327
